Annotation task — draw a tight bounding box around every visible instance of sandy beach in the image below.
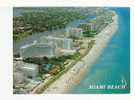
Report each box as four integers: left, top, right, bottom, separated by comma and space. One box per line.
42, 13, 118, 94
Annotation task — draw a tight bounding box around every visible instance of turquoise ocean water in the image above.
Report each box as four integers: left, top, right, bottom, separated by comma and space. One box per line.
70, 7, 130, 94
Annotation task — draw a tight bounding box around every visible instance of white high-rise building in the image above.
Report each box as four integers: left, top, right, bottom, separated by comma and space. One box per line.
13, 61, 39, 86
20, 36, 74, 58
66, 27, 83, 38
39, 36, 73, 49
19, 63, 39, 78
20, 42, 56, 58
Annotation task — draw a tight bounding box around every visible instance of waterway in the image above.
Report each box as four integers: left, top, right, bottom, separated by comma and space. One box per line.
13, 12, 95, 54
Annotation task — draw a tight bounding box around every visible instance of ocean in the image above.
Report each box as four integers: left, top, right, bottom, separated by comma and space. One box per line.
70, 7, 130, 94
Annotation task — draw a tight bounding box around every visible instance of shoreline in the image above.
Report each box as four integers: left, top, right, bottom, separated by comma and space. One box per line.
42, 13, 118, 94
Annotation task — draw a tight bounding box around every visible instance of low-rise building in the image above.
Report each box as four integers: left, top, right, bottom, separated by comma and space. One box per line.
58, 48, 77, 56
